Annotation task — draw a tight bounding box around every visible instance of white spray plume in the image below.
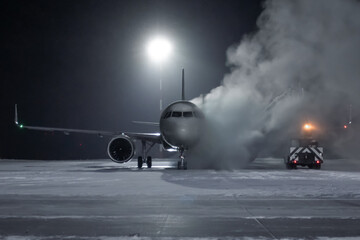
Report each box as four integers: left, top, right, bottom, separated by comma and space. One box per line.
190, 0, 360, 169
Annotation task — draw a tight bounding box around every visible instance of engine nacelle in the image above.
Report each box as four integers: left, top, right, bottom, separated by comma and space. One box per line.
107, 135, 135, 163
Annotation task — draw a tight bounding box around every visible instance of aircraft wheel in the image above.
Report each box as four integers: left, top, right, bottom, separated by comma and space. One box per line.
177, 160, 187, 170
138, 156, 143, 169
146, 156, 152, 168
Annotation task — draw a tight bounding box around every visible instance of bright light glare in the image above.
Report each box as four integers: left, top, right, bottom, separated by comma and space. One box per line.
303, 124, 313, 130
147, 37, 172, 63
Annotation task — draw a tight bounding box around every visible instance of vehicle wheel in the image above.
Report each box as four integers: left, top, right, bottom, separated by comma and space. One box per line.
177, 161, 181, 169
183, 161, 188, 170
146, 156, 152, 168
138, 156, 143, 169
315, 164, 321, 170
286, 163, 292, 169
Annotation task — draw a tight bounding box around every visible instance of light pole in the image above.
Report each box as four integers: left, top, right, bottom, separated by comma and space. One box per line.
147, 37, 172, 113
147, 37, 172, 154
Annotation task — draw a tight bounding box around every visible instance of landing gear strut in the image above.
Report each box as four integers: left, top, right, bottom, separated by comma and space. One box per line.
137, 140, 155, 169
177, 148, 187, 170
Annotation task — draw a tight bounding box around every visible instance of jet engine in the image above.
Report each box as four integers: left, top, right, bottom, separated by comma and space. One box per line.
107, 135, 135, 163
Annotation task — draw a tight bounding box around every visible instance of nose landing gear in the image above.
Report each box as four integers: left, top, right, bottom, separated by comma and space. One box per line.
177, 148, 187, 170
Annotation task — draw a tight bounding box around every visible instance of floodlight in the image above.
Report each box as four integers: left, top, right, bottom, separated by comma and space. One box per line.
147, 37, 172, 63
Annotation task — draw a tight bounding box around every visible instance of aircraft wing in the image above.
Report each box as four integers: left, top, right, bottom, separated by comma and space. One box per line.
14, 104, 161, 143
132, 121, 159, 127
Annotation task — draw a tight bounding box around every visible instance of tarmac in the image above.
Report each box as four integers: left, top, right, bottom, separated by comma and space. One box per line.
0, 158, 359, 239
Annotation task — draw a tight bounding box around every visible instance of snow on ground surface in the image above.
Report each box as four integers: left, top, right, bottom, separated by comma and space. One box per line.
1, 236, 360, 240
0, 158, 359, 239
0, 158, 359, 199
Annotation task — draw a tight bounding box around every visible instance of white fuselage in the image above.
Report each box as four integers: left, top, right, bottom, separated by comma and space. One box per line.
159, 101, 205, 150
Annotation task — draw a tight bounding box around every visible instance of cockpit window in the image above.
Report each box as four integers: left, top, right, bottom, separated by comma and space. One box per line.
163, 111, 172, 119
165, 110, 203, 118
183, 111, 193, 117
172, 111, 182, 117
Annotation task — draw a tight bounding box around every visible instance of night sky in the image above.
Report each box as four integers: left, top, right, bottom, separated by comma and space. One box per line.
1, 0, 263, 159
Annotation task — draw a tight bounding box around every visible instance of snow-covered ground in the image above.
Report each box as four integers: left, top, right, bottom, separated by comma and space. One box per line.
0, 158, 359, 199
0, 158, 359, 239
1, 236, 360, 240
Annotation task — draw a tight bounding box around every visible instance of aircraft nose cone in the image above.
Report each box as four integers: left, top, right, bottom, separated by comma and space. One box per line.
162, 121, 202, 148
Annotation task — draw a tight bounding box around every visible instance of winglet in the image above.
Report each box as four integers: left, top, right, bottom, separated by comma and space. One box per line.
14, 104, 24, 128
181, 68, 185, 101
14, 104, 18, 125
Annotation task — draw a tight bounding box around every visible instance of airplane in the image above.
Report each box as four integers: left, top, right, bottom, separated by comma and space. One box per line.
14, 69, 205, 169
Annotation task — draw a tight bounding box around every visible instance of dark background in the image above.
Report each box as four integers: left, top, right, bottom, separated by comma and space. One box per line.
1, 0, 263, 159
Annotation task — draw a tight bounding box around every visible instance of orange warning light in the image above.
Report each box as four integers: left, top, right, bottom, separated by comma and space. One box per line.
303, 124, 313, 130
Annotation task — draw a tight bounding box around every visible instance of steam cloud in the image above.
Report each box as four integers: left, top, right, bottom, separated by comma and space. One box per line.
190, 0, 360, 169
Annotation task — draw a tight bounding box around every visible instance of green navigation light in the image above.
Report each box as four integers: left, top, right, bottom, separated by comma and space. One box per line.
19, 124, 24, 128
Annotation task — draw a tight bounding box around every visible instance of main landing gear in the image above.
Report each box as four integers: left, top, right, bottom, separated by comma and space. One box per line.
177, 148, 187, 170
137, 140, 155, 169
